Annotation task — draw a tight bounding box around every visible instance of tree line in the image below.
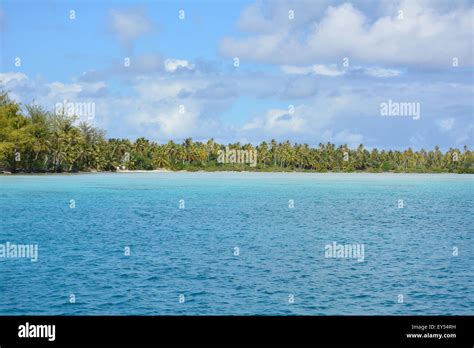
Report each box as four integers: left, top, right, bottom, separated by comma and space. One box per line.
1, 92, 472, 173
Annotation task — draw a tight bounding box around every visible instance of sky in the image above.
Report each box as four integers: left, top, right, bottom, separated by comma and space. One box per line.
0, 0, 473, 150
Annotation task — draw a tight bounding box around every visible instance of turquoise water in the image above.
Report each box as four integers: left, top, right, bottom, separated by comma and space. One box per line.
0, 173, 472, 315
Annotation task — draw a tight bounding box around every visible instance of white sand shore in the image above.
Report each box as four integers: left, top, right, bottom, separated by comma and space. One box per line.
116, 169, 173, 173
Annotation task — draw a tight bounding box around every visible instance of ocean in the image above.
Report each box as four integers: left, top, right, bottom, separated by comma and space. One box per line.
0, 173, 472, 315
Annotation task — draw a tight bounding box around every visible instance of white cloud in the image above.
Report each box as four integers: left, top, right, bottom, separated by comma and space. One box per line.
164, 59, 194, 73
2, 66, 472, 148
154, 108, 201, 138
240, 94, 358, 141
242, 107, 307, 135
0, 72, 28, 84
281, 64, 345, 76
47, 82, 82, 96
47, 81, 107, 98
134, 76, 203, 100
221, 0, 473, 67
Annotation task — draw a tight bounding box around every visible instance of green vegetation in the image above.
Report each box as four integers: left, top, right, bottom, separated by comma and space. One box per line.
0, 91, 472, 173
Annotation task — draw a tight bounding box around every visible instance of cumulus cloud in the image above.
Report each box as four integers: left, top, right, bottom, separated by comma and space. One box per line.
153, 107, 201, 138
239, 101, 365, 146
242, 106, 307, 135
133, 76, 203, 100
1, 0, 472, 150
0, 72, 28, 84
281, 64, 345, 76
2, 61, 472, 148
239, 93, 360, 142
47, 82, 82, 96
221, 0, 474, 68
164, 59, 194, 73
47, 81, 107, 99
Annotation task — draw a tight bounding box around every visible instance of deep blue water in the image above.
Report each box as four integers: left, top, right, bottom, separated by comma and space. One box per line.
0, 173, 472, 315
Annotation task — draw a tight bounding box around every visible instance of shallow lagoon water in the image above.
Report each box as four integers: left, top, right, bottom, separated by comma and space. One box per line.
0, 173, 472, 315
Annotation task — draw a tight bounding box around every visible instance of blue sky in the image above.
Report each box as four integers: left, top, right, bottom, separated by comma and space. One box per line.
0, 0, 473, 150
